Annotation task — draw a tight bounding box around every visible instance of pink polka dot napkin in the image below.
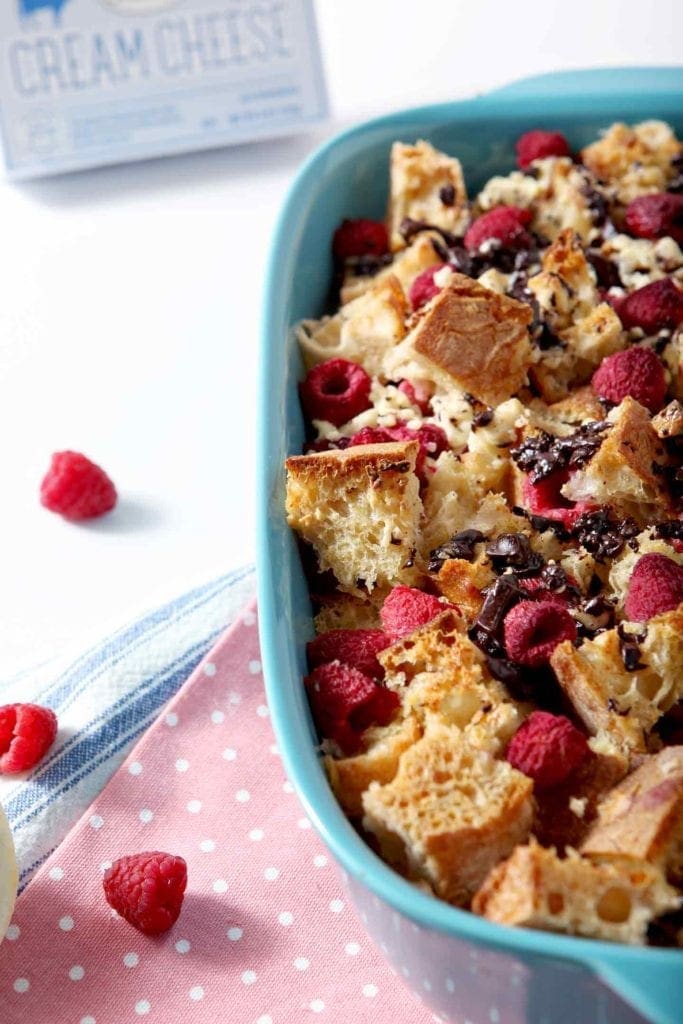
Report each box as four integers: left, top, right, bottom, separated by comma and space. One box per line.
0, 602, 439, 1024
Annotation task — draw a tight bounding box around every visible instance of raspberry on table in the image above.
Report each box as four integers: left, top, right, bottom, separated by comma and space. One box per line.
515, 129, 571, 170
506, 710, 589, 788
503, 599, 577, 668
464, 206, 533, 252
592, 346, 668, 414
616, 278, 683, 334
40, 451, 117, 520
332, 218, 389, 262
625, 192, 683, 244
299, 358, 372, 426
408, 264, 448, 309
307, 628, 391, 679
624, 552, 683, 622
380, 585, 454, 641
103, 852, 187, 935
305, 661, 399, 755
0, 703, 58, 774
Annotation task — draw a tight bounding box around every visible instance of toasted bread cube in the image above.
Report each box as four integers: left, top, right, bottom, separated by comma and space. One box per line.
297, 275, 408, 377
472, 841, 678, 944
582, 746, 683, 884
652, 400, 683, 440
582, 121, 682, 205
340, 232, 443, 305
601, 233, 683, 292
313, 593, 382, 634
409, 274, 533, 407
551, 611, 683, 755
561, 397, 670, 525
527, 230, 598, 333
561, 303, 626, 370
534, 749, 629, 852
388, 140, 468, 251
378, 608, 469, 684
547, 384, 608, 426
286, 441, 422, 595
431, 557, 493, 620
325, 714, 422, 818
362, 722, 534, 905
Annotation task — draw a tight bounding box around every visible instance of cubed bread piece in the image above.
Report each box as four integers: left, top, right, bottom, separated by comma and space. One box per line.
534, 749, 629, 852
325, 714, 422, 818
560, 302, 626, 370
582, 120, 682, 205
313, 593, 383, 633
600, 234, 683, 292
581, 746, 683, 884
431, 557, 493, 620
460, 397, 527, 495
409, 274, 533, 406
550, 611, 683, 755
527, 230, 598, 334
652, 400, 683, 440
362, 722, 534, 905
297, 275, 408, 377
561, 397, 670, 525
387, 140, 468, 251
340, 232, 443, 305
419, 451, 484, 557
547, 384, 608, 426
472, 841, 678, 944
285, 441, 422, 595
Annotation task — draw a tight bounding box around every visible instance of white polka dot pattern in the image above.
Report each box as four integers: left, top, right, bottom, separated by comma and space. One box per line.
0, 603, 474, 1024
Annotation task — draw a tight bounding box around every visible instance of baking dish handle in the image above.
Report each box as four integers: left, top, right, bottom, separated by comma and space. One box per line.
485, 67, 683, 100
590, 949, 682, 1024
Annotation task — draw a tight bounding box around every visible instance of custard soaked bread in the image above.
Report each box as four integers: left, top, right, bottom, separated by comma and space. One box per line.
285, 119, 683, 946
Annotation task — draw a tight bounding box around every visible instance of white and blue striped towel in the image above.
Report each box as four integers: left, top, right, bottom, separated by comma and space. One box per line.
0, 566, 256, 890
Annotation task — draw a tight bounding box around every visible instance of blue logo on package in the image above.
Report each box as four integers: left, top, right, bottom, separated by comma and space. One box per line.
19, 0, 71, 21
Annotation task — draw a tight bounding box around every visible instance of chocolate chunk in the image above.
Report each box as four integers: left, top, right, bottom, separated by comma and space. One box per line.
439, 183, 456, 206
485, 656, 536, 699
511, 421, 609, 483
572, 509, 639, 562
617, 623, 647, 672
586, 250, 622, 289
654, 520, 683, 542
485, 533, 543, 576
469, 576, 522, 657
472, 407, 494, 430
428, 529, 485, 571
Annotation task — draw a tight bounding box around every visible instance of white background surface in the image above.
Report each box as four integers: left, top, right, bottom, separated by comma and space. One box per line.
1, 0, 681, 676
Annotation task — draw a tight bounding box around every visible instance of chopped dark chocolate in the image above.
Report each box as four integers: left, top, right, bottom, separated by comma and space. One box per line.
510, 421, 610, 483
468, 576, 522, 657
439, 183, 456, 206
428, 529, 485, 571
485, 533, 543, 576
585, 250, 622, 289
572, 509, 639, 562
617, 623, 647, 672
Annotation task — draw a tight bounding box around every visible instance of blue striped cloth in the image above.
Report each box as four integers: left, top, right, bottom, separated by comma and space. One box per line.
0, 566, 256, 890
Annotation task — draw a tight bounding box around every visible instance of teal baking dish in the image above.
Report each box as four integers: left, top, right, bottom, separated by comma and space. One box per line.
257, 68, 683, 1024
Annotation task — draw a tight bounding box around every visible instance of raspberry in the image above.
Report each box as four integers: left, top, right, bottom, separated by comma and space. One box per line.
464, 206, 533, 252
349, 423, 449, 482
40, 451, 117, 520
624, 553, 683, 622
625, 193, 683, 245
380, 585, 454, 641
617, 278, 683, 335
0, 703, 57, 774
592, 346, 667, 413
503, 599, 577, 668
520, 471, 583, 529
307, 628, 391, 679
408, 264, 448, 309
506, 711, 589, 788
515, 130, 571, 170
332, 219, 389, 262
518, 575, 574, 607
103, 852, 187, 935
299, 358, 372, 427
305, 661, 399, 754
397, 379, 432, 415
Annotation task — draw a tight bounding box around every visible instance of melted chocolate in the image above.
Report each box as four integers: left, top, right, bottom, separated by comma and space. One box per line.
572, 509, 639, 562
511, 421, 610, 482
439, 183, 456, 206
428, 529, 485, 571
485, 533, 543, 575
617, 623, 647, 672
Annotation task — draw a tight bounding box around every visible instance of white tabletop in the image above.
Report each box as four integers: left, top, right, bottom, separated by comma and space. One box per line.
1, 0, 681, 677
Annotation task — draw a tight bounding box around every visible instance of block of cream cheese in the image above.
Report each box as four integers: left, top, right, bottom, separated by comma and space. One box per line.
0, 0, 328, 178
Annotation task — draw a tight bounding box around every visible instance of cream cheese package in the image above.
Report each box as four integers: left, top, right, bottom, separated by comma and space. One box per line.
0, 0, 328, 178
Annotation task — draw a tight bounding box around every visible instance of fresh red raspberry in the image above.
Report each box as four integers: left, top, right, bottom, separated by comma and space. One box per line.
40, 451, 117, 520
506, 711, 589, 788
307, 628, 391, 679
520, 471, 585, 529
624, 553, 683, 621
332, 219, 389, 262
300, 358, 372, 427
503, 599, 577, 668
464, 206, 533, 252
625, 193, 683, 245
103, 852, 187, 935
617, 278, 683, 335
408, 264, 448, 309
518, 575, 574, 607
397, 379, 432, 415
305, 661, 399, 754
349, 423, 449, 482
0, 703, 57, 774
515, 130, 571, 170
380, 585, 454, 641
592, 347, 667, 413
